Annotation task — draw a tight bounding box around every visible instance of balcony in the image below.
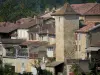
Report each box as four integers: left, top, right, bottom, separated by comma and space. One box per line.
5, 47, 28, 58
6, 51, 16, 57
6, 48, 16, 57
29, 53, 38, 59
17, 48, 28, 57
0, 39, 25, 44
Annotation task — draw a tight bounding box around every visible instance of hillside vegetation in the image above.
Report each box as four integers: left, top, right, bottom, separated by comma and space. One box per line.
0, 0, 99, 22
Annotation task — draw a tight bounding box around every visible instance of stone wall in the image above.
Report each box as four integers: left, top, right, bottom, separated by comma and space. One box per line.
64, 15, 79, 59
55, 16, 65, 61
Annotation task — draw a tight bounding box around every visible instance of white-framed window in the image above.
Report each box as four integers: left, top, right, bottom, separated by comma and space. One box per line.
77, 33, 81, 40
40, 36, 43, 41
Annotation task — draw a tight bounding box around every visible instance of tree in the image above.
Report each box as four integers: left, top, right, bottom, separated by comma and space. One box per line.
0, 0, 67, 22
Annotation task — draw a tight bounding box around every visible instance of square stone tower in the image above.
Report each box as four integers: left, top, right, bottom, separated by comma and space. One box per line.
52, 3, 79, 61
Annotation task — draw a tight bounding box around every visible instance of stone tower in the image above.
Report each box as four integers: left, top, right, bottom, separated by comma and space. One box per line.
52, 3, 79, 62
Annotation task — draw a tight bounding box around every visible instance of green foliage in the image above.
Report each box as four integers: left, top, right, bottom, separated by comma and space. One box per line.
42, 70, 53, 75
71, 64, 82, 75
0, 0, 66, 22
87, 0, 96, 2
0, 0, 99, 22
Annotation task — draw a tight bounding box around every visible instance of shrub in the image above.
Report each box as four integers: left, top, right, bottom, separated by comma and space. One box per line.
71, 64, 82, 75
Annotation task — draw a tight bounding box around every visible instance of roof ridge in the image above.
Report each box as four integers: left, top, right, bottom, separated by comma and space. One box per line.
83, 3, 97, 15
65, 3, 78, 14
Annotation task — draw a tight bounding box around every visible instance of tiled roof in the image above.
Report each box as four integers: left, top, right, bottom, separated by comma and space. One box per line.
52, 3, 78, 16
21, 40, 48, 46
16, 18, 38, 29
0, 22, 18, 33
52, 3, 100, 16
72, 3, 100, 15
46, 61, 64, 67
71, 4, 84, 9
76, 22, 96, 33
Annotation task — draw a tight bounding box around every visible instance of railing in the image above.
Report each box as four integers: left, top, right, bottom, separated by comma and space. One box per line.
29, 53, 38, 59
6, 48, 29, 58
17, 48, 28, 57
0, 39, 25, 44
6, 51, 16, 57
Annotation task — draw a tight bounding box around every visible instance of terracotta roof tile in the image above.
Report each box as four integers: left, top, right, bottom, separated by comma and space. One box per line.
0, 22, 18, 33
16, 17, 40, 29
76, 22, 96, 33
52, 3, 78, 16
52, 3, 100, 16
71, 3, 100, 15
71, 4, 85, 9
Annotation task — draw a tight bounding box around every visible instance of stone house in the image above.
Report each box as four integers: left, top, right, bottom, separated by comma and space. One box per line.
47, 3, 100, 75
15, 17, 38, 40
50, 3, 79, 75
28, 17, 56, 59
0, 16, 55, 73
73, 3, 100, 60
0, 22, 29, 73
86, 24, 100, 64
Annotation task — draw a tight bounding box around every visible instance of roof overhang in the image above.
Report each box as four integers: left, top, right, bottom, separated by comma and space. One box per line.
86, 47, 100, 52
46, 61, 64, 67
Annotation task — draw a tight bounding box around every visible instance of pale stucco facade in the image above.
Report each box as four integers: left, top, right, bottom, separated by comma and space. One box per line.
75, 33, 87, 60
3, 58, 38, 73
75, 15, 100, 60
17, 29, 29, 40
55, 16, 65, 61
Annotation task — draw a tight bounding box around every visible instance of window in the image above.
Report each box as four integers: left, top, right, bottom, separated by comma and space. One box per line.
40, 36, 43, 41
77, 34, 81, 40
29, 33, 33, 40
41, 36, 43, 40
48, 47, 53, 51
